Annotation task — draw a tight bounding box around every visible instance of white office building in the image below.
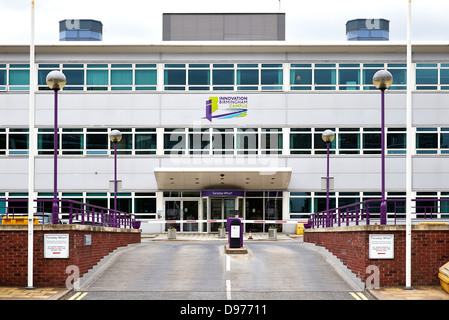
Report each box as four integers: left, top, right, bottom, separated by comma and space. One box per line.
1, 14, 448, 233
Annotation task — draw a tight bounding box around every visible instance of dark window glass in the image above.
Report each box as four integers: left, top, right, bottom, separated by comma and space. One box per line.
164, 131, 186, 150
339, 133, 359, 149
290, 197, 311, 213
290, 69, 312, 85
135, 70, 157, 85
9, 134, 28, 149
261, 69, 282, 85
416, 133, 438, 148
237, 69, 258, 85
164, 69, 186, 85
188, 69, 210, 85
339, 69, 360, 85
440, 69, 449, 84
416, 68, 438, 85
62, 69, 84, 85
213, 69, 234, 85
387, 133, 406, 149
86, 134, 108, 149
290, 133, 311, 149
135, 198, 156, 213
363, 133, 381, 149
314, 69, 336, 85
135, 134, 156, 149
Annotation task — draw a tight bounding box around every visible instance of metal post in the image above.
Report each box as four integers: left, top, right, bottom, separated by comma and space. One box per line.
326, 141, 330, 227
380, 89, 387, 225
114, 142, 118, 211
52, 89, 59, 224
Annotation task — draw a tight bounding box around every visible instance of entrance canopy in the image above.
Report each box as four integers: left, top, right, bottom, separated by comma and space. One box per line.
154, 167, 292, 190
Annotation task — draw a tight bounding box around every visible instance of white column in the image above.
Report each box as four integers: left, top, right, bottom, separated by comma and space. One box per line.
405, 0, 413, 290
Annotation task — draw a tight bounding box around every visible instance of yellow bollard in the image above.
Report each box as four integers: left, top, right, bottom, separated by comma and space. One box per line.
296, 223, 304, 235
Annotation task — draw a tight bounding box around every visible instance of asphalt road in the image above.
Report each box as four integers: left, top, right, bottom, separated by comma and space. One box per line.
68, 240, 370, 301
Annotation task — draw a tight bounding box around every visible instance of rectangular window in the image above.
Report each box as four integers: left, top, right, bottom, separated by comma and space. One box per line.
164, 64, 186, 90
387, 65, 407, 90
9, 129, 29, 154
290, 66, 312, 90
261, 128, 282, 154
164, 128, 186, 154
416, 128, 438, 154
0, 66, 6, 90
212, 128, 234, 154
290, 128, 312, 154
86, 66, 108, 90
314, 64, 336, 90
135, 198, 156, 214
9, 68, 30, 90
86, 129, 108, 154
62, 129, 84, 155
416, 64, 438, 90
314, 128, 336, 154
37, 130, 55, 155
261, 64, 283, 90
135, 66, 157, 90
135, 130, 157, 154
111, 67, 133, 89
212, 66, 234, 90
62, 69, 85, 88
290, 193, 311, 217
387, 128, 406, 154
338, 130, 360, 154
188, 69, 210, 90
338, 66, 360, 90
236, 128, 258, 154
362, 65, 382, 90
362, 129, 381, 154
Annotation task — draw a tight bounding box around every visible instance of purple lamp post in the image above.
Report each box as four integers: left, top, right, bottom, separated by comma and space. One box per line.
373, 70, 393, 225
46, 71, 66, 225
322, 129, 335, 227
109, 129, 122, 227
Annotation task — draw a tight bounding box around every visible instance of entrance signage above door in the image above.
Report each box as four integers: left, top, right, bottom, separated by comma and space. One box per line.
201, 190, 244, 197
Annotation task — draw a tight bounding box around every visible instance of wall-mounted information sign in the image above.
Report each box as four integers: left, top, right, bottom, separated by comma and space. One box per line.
369, 234, 394, 259
44, 234, 69, 258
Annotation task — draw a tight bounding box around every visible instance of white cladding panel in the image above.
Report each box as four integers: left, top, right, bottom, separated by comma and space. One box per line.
32, 92, 410, 128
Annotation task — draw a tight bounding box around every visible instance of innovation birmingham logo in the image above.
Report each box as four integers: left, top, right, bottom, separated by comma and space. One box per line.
204, 96, 248, 122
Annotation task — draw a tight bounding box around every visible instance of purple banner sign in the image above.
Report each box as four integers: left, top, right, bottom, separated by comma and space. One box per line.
201, 190, 244, 197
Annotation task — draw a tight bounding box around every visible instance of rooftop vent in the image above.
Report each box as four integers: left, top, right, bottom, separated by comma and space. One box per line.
59, 19, 103, 41
346, 19, 389, 41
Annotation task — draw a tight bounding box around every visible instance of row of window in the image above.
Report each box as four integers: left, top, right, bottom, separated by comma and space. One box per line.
3, 62, 449, 91
290, 191, 449, 219
1, 127, 449, 155
3, 190, 448, 221
1, 192, 156, 220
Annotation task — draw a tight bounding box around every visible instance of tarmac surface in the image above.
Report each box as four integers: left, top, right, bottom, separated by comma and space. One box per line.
0, 232, 448, 301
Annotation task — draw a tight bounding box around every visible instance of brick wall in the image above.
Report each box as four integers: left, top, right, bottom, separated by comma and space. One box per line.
304, 225, 449, 287
0, 224, 141, 287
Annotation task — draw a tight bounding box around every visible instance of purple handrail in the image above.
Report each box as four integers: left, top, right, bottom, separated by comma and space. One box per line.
0, 198, 140, 229
307, 198, 449, 228
35, 199, 140, 229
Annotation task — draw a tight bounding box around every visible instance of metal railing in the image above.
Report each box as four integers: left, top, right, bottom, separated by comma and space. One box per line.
0, 198, 140, 229
307, 198, 449, 228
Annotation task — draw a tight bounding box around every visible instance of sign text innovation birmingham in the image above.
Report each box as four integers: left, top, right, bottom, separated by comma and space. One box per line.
204, 96, 248, 122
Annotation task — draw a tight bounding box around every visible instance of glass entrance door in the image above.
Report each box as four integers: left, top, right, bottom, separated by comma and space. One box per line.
209, 198, 236, 232
165, 199, 199, 232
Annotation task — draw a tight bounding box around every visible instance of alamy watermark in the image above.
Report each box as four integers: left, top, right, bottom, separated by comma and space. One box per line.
66, 265, 80, 290
365, 265, 380, 289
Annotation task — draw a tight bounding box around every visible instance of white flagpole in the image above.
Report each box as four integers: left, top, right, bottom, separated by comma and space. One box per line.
405, 0, 413, 290
27, 0, 36, 290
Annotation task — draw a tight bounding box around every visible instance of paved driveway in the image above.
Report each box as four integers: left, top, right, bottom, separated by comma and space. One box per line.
77, 240, 367, 300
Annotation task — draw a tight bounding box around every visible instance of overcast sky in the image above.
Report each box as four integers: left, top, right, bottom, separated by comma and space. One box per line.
0, 0, 448, 43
